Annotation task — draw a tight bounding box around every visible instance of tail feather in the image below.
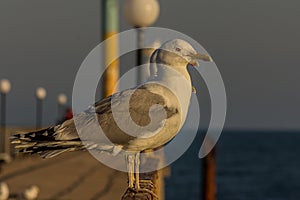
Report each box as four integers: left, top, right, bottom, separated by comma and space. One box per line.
11, 126, 119, 158
11, 126, 84, 158
13, 126, 58, 142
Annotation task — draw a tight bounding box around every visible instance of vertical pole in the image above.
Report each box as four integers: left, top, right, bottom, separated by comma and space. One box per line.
136, 28, 145, 85
102, 0, 119, 97
0, 93, 10, 166
57, 103, 62, 124
36, 99, 42, 129
0, 93, 6, 154
57, 103, 60, 123
202, 146, 217, 200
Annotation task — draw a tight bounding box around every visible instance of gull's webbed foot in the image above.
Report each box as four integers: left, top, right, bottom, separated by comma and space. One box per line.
129, 187, 158, 200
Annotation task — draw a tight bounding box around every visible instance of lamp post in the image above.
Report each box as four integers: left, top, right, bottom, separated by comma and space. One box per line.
123, 0, 160, 85
0, 79, 11, 163
57, 93, 67, 122
35, 87, 46, 129
102, 0, 119, 97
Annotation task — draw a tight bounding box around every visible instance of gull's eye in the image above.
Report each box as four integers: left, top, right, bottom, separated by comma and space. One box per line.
175, 47, 181, 52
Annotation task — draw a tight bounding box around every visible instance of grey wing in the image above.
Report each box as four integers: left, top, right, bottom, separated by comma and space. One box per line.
94, 85, 179, 145
56, 85, 178, 145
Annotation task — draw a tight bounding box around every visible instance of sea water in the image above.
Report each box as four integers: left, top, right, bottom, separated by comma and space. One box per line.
165, 131, 300, 200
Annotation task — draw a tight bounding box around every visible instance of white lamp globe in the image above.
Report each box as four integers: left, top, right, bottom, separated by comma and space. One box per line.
23, 185, 40, 200
123, 0, 160, 27
0, 182, 9, 200
57, 93, 67, 105
0, 79, 11, 94
36, 87, 47, 100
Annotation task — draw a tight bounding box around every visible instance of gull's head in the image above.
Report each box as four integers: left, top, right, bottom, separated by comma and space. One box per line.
155, 39, 212, 68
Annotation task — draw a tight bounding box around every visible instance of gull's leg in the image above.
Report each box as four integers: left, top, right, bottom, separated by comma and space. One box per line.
135, 152, 140, 190
126, 154, 135, 188
133, 152, 158, 199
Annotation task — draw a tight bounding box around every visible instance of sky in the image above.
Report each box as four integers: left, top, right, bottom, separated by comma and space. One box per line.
0, 0, 299, 130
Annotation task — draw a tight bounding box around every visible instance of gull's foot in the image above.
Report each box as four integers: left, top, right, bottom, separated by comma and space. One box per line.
136, 179, 157, 199
127, 180, 135, 189
130, 187, 158, 200
139, 179, 155, 189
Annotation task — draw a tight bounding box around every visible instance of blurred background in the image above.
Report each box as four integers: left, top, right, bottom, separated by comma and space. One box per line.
0, 0, 299, 200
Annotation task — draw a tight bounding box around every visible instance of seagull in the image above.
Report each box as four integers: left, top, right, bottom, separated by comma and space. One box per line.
11, 39, 212, 194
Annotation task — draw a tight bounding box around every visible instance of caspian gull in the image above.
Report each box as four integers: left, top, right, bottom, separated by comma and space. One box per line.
11, 39, 212, 192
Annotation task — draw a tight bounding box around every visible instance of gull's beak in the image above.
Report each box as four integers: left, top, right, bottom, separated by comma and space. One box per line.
188, 52, 213, 66
192, 52, 213, 62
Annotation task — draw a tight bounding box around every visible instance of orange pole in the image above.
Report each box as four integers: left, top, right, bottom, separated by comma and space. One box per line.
102, 0, 119, 97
